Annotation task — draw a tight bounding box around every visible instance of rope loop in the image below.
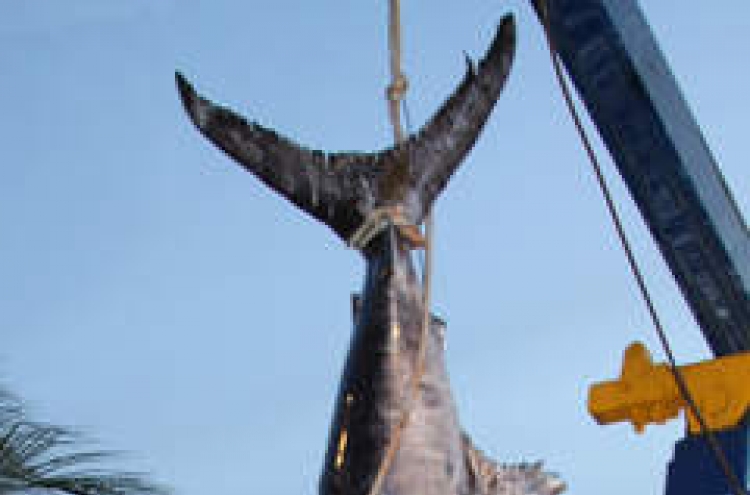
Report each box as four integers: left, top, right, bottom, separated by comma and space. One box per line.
347, 205, 425, 250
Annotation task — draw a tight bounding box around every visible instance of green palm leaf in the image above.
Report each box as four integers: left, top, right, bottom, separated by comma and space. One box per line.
0, 388, 168, 495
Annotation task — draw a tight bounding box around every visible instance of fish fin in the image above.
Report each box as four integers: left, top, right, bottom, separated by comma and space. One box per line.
461, 432, 565, 495
176, 71, 375, 241
407, 14, 515, 212
175, 14, 515, 242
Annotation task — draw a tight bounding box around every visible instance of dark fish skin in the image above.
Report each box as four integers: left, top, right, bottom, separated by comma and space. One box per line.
176, 13, 564, 495
320, 226, 467, 495
320, 228, 564, 495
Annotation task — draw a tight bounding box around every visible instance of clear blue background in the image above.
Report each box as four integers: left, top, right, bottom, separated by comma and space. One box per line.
1, 1, 749, 494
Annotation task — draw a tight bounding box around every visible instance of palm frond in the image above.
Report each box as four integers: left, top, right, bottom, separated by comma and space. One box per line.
0, 387, 169, 495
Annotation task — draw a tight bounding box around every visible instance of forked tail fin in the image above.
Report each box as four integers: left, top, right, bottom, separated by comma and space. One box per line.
176, 14, 515, 244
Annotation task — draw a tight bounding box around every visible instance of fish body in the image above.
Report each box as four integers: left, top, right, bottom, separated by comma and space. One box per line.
320, 227, 465, 495
176, 13, 564, 495
320, 227, 564, 495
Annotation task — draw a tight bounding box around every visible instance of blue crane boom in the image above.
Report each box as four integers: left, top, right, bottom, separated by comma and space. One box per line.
532, 0, 750, 357
531, 0, 750, 493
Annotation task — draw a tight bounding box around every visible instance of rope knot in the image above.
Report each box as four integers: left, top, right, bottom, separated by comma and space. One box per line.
386, 73, 409, 103
347, 205, 425, 250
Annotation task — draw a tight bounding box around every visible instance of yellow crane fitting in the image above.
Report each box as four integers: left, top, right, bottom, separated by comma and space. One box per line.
588, 342, 750, 434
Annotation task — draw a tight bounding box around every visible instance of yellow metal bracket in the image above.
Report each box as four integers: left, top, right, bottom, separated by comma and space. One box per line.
588, 342, 750, 434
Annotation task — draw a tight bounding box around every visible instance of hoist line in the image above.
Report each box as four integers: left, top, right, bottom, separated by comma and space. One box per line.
365, 2, 435, 495
537, 2, 747, 494
386, 0, 407, 143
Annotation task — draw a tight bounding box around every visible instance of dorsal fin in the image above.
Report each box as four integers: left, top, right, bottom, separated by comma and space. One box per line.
176, 14, 515, 244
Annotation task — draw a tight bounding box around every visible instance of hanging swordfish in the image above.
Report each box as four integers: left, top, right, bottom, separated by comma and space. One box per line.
176, 14, 563, 495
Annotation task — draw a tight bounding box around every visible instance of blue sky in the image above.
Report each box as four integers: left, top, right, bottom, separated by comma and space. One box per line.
1, 1, 749, 494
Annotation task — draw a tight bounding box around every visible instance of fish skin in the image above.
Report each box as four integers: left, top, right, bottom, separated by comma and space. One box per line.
320, 226, 464, 495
